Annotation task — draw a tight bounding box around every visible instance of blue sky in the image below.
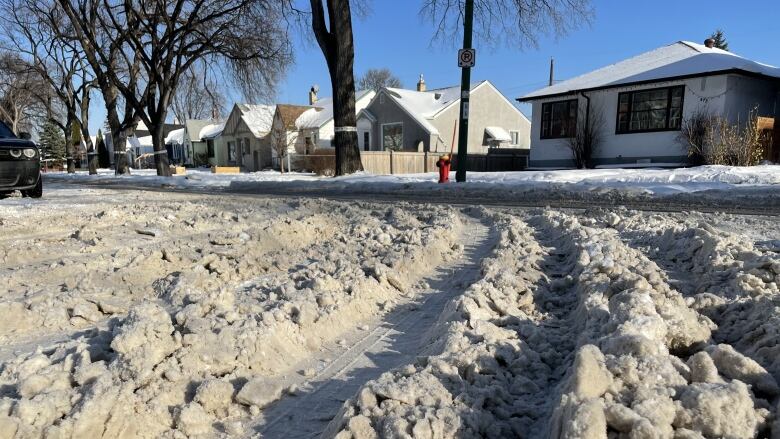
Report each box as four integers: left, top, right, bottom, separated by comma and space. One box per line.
88, 0, 780, 134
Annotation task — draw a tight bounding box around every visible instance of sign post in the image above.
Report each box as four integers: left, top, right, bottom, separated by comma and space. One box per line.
455, 0, 474, 183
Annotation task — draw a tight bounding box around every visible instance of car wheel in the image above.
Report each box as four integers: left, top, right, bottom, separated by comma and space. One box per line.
23, 178, 42, 198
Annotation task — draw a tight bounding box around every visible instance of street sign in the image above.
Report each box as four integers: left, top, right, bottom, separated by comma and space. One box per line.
458, 48, 476, 68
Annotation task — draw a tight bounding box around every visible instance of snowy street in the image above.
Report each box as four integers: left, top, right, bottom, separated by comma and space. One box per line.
43, 165, 780, 215
0, 185, 779, 437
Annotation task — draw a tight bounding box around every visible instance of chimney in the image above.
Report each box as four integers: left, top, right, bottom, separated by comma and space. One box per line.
704, 38, 716, 49
417, 74, 426, 92
308, 85, 318, 105
549, 58, 555, 86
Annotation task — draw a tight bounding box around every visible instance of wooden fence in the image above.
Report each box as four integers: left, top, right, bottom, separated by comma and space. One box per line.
296, 149, 528, 176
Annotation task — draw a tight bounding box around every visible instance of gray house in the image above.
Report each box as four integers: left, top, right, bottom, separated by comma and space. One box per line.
357, 78, 530, 154
519, 40, 780, 168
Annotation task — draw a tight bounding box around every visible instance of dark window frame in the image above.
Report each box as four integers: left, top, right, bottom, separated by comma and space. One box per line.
540, 99, 578, 139
207, 140, 215, 158
616, 85, 685, 135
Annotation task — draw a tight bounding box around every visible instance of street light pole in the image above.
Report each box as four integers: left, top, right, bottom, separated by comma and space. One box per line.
455, 0, 474, 183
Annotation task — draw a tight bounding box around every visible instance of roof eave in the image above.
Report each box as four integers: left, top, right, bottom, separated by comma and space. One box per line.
518, 68, 780, 102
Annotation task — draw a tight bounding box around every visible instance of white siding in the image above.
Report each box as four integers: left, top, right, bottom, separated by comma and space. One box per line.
528, 75, 731, 168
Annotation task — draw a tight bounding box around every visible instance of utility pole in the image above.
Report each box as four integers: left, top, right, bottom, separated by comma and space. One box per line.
455, 0, 474, 182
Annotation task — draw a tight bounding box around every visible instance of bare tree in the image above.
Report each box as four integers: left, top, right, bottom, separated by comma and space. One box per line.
357, 68, 402, 92
0, 52, 48, 135
0, 0, 102, 173
421, 0, 594, 47
40, 0, 141, 175
566, 105, 604, 169
271, 120, 295, 174
309, 0, 363, 175
171, 64, 226, 124
57, 0, 290, 177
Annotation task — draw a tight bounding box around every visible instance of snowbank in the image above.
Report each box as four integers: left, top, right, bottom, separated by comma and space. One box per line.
44, 165, 780, 197
0, 193, 464, 437
328, 209, 780, 438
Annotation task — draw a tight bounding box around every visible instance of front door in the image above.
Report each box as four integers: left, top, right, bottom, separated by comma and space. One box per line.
363, 132, 370, 151
253, 151, 259, 171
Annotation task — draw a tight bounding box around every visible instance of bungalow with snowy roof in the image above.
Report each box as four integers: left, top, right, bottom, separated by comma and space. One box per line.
270, 104, 314, 168
211, 103, 276, 171
357, 77, 530, 154
519, 40, 780, 169
295, 88, 376, 152
178, 119, 218, 166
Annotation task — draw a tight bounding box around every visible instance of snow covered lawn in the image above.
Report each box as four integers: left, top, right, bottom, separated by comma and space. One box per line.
44, 164, 780, 196
0, 186, 778, 437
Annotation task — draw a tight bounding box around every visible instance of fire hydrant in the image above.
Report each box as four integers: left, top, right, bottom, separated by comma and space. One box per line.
435, 154, 451, 183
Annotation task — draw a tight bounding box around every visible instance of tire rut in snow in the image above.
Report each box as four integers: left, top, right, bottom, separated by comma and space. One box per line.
329, 209, 773, 438
249, 213, 497, 438
326, 211, 583, 437
0, 199, 464, 438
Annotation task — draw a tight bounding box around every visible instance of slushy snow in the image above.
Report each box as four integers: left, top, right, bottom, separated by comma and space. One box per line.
1, 186, 778, 438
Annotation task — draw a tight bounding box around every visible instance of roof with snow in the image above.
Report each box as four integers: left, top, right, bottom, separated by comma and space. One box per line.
296, 90, 374, 129
165, 128, 185, 145
520, 41, 780, 101
238, 104, 276, 136
485, 126, 512, 142
379, 82, 487, 135
128, 135, 153, 149
200, 122, 226, 140
276, 104, 315, 130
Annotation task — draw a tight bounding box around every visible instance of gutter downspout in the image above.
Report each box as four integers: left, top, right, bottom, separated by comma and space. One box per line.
580, 91, 591, 168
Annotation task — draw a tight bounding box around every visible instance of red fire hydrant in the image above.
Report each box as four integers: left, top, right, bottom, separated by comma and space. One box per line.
435, 154, 451, 184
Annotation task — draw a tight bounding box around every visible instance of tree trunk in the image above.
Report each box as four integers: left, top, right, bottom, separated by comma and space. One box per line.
112, 128, 131, 175
151, 124, 172, 177
64, 118, 75, 173
82, 130, 98, 175
311, 0, 363, 176
102, 84, 131, 175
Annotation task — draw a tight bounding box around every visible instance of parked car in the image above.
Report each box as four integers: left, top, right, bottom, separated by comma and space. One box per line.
0, 121, 42, 198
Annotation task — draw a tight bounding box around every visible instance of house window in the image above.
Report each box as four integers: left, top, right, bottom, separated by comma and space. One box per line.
380, 94, 385, 105
228, 142, 236, 162
207, 140, 215, 158
510, 131, 520, 146
243, 138, 251, 155
364, 132, 370, 151
617, 85, 685, 134
382, 123, 403, 150
541, 99, 578, 139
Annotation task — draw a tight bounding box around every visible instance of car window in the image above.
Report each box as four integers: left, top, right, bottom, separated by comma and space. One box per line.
0, 121, 16, 138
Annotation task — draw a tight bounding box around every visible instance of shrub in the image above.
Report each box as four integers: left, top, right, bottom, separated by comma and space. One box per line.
680, 107, 768, 166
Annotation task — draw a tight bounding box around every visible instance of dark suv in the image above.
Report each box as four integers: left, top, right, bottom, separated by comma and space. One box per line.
0, 120, 42, 198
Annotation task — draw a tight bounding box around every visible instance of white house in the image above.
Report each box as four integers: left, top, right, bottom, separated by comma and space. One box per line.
519, 40, 780, 168
295, 89, 376, 150
358, 78, 530, 153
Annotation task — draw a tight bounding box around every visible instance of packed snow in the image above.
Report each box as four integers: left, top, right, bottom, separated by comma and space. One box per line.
328, 208, 780, 438
0, 186, 778, 438
44, 164, 780, 197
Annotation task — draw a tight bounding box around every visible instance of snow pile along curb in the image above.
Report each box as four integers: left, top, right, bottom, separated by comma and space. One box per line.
0, 202, 463, 437
327, 210, 778, 438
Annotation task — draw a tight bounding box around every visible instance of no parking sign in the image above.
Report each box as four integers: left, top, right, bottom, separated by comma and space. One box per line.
458, 48, 476, 68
